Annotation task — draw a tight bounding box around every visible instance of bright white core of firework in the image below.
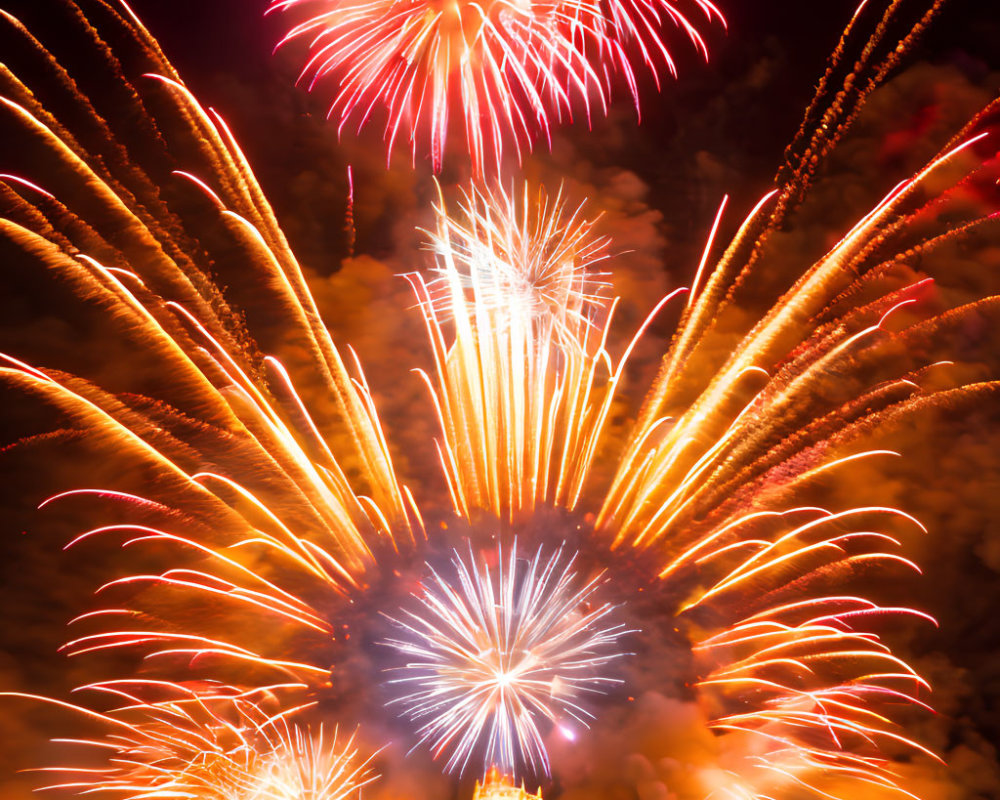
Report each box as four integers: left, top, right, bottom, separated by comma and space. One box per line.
381, 541, 631, 775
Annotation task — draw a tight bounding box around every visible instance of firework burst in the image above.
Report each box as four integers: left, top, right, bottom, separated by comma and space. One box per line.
4, 683, 379, 800
269, 0, 723, 173
382, 542, 630, 774
1, 1, 998, 799
423, 183, 610, 333
408, 183, 656, 522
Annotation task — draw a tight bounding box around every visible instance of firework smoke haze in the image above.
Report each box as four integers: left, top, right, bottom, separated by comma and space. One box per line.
0, 1, 998, 800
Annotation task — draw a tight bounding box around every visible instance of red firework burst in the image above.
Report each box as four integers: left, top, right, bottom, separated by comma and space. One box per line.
268, 0, 724, 173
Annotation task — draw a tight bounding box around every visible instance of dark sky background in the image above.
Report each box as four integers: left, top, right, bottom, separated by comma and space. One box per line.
1, 0, 999, 798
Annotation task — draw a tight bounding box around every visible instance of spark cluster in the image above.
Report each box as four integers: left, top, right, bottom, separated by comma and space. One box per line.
423, 183, 610, 335
408, 183, 642, 522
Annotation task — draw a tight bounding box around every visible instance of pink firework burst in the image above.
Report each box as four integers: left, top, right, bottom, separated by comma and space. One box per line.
268, 0, 724, 173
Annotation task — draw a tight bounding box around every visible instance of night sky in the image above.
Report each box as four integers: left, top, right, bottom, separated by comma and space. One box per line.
1, 0, 999, 798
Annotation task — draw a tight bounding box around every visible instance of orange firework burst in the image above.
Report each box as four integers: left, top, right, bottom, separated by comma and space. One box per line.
4, 683, 379, 799
0, 1, 998, 799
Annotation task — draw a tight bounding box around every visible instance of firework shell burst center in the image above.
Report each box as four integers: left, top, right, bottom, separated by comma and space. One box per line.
381, 542, 632, 776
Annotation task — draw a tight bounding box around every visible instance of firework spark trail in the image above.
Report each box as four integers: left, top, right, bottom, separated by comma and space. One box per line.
597, 134, 1000, 557
1, 1, 999, 799
1, 0, 415, 532
580, 125, 999, 794
382, 541, 630, 775
577, 112, 997, 800
269, 0, 723, 173
3, 683, 379, 800
0, 0, 424, 573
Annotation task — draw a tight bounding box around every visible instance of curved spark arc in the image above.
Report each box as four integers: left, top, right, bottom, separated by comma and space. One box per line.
269, 0, 724, 173
0, 1, 415, 549
4, 684, 380, 800
0, 0, 425, 694
0, 1, 998, 799
382, 542, 631, 775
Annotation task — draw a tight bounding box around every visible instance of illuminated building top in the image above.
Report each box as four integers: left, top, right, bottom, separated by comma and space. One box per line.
472, 768, 543, 800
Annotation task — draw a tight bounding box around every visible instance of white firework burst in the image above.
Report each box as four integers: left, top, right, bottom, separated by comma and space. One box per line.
381, 541, 632, 775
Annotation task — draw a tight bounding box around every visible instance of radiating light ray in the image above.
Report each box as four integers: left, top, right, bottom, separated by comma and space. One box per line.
409, 182, 686, 522
0, 0, 433, 699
